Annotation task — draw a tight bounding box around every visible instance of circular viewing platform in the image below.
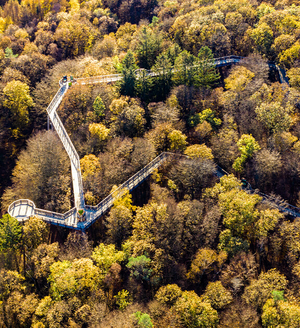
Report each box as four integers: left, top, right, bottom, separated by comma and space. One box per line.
8, 199, 35, 221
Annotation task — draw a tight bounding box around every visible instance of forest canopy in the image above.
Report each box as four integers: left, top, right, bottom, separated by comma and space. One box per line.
2, 0, 300, 327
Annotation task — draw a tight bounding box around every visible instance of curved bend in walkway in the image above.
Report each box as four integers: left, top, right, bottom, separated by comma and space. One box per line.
7, 56, 292, 230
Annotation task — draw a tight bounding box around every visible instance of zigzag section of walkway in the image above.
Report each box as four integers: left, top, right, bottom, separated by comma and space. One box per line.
7, 56, 292, 231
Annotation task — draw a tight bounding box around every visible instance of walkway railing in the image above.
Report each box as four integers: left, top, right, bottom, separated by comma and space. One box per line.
74, 55, 247, 86
75, 74, 122, 85
45, 80, 85, 209
85, 152, 169, 221
47, 84, 68, 116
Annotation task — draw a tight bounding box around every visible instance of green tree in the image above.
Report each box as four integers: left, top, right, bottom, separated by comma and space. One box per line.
172, 50, 201, 111
198, 109, 222, 128
126, 255, 152, 283
135, 68, 153, 102
173, 50, 198, 87
5, 47, 18, 58
151, 53, 173, 100
119, 50, 138, 97
207, 174, 282, 255
196, 46, 220, 88
190, 108, 222, 129
134, 311, 154, 328
0, 214, 22, 271
135, 26, 162, 69
93, 95, 105, 118
218, 229, 250, 257
233, 134, 260, 172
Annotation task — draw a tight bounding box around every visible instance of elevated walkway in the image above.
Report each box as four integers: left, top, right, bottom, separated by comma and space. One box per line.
7, 56, 296, 230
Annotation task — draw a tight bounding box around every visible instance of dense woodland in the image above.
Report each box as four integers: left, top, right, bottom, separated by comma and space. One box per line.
3, 0, 300, 326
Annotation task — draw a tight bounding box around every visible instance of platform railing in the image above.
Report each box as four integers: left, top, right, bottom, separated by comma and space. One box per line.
8, 199, 35, 213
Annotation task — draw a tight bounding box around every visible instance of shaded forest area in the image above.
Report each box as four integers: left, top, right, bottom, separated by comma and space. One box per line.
2, 0, 300, 326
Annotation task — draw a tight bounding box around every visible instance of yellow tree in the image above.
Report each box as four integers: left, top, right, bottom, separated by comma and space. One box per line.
224, 66, 255, 93
54, 18, 96, 58
173, 290, 219, 328
80, 154, 101, 181
287, 67, 300, 90
262, 297, 300, 328
249, 22, 273, 57
155, 284, 183, 307
201, 281, 233, 310
243, 269, 287, 309
89, 123, 110, 141
187, 248, 227, 282
206, 175, 282, 256
3, 80, 33, 138
91, 243, 125, 276
0, 215, 22, 271
255, 102, 293, 134
184, 144, 214, 160
48, 258, 103, 300
168, 130, 188, 152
